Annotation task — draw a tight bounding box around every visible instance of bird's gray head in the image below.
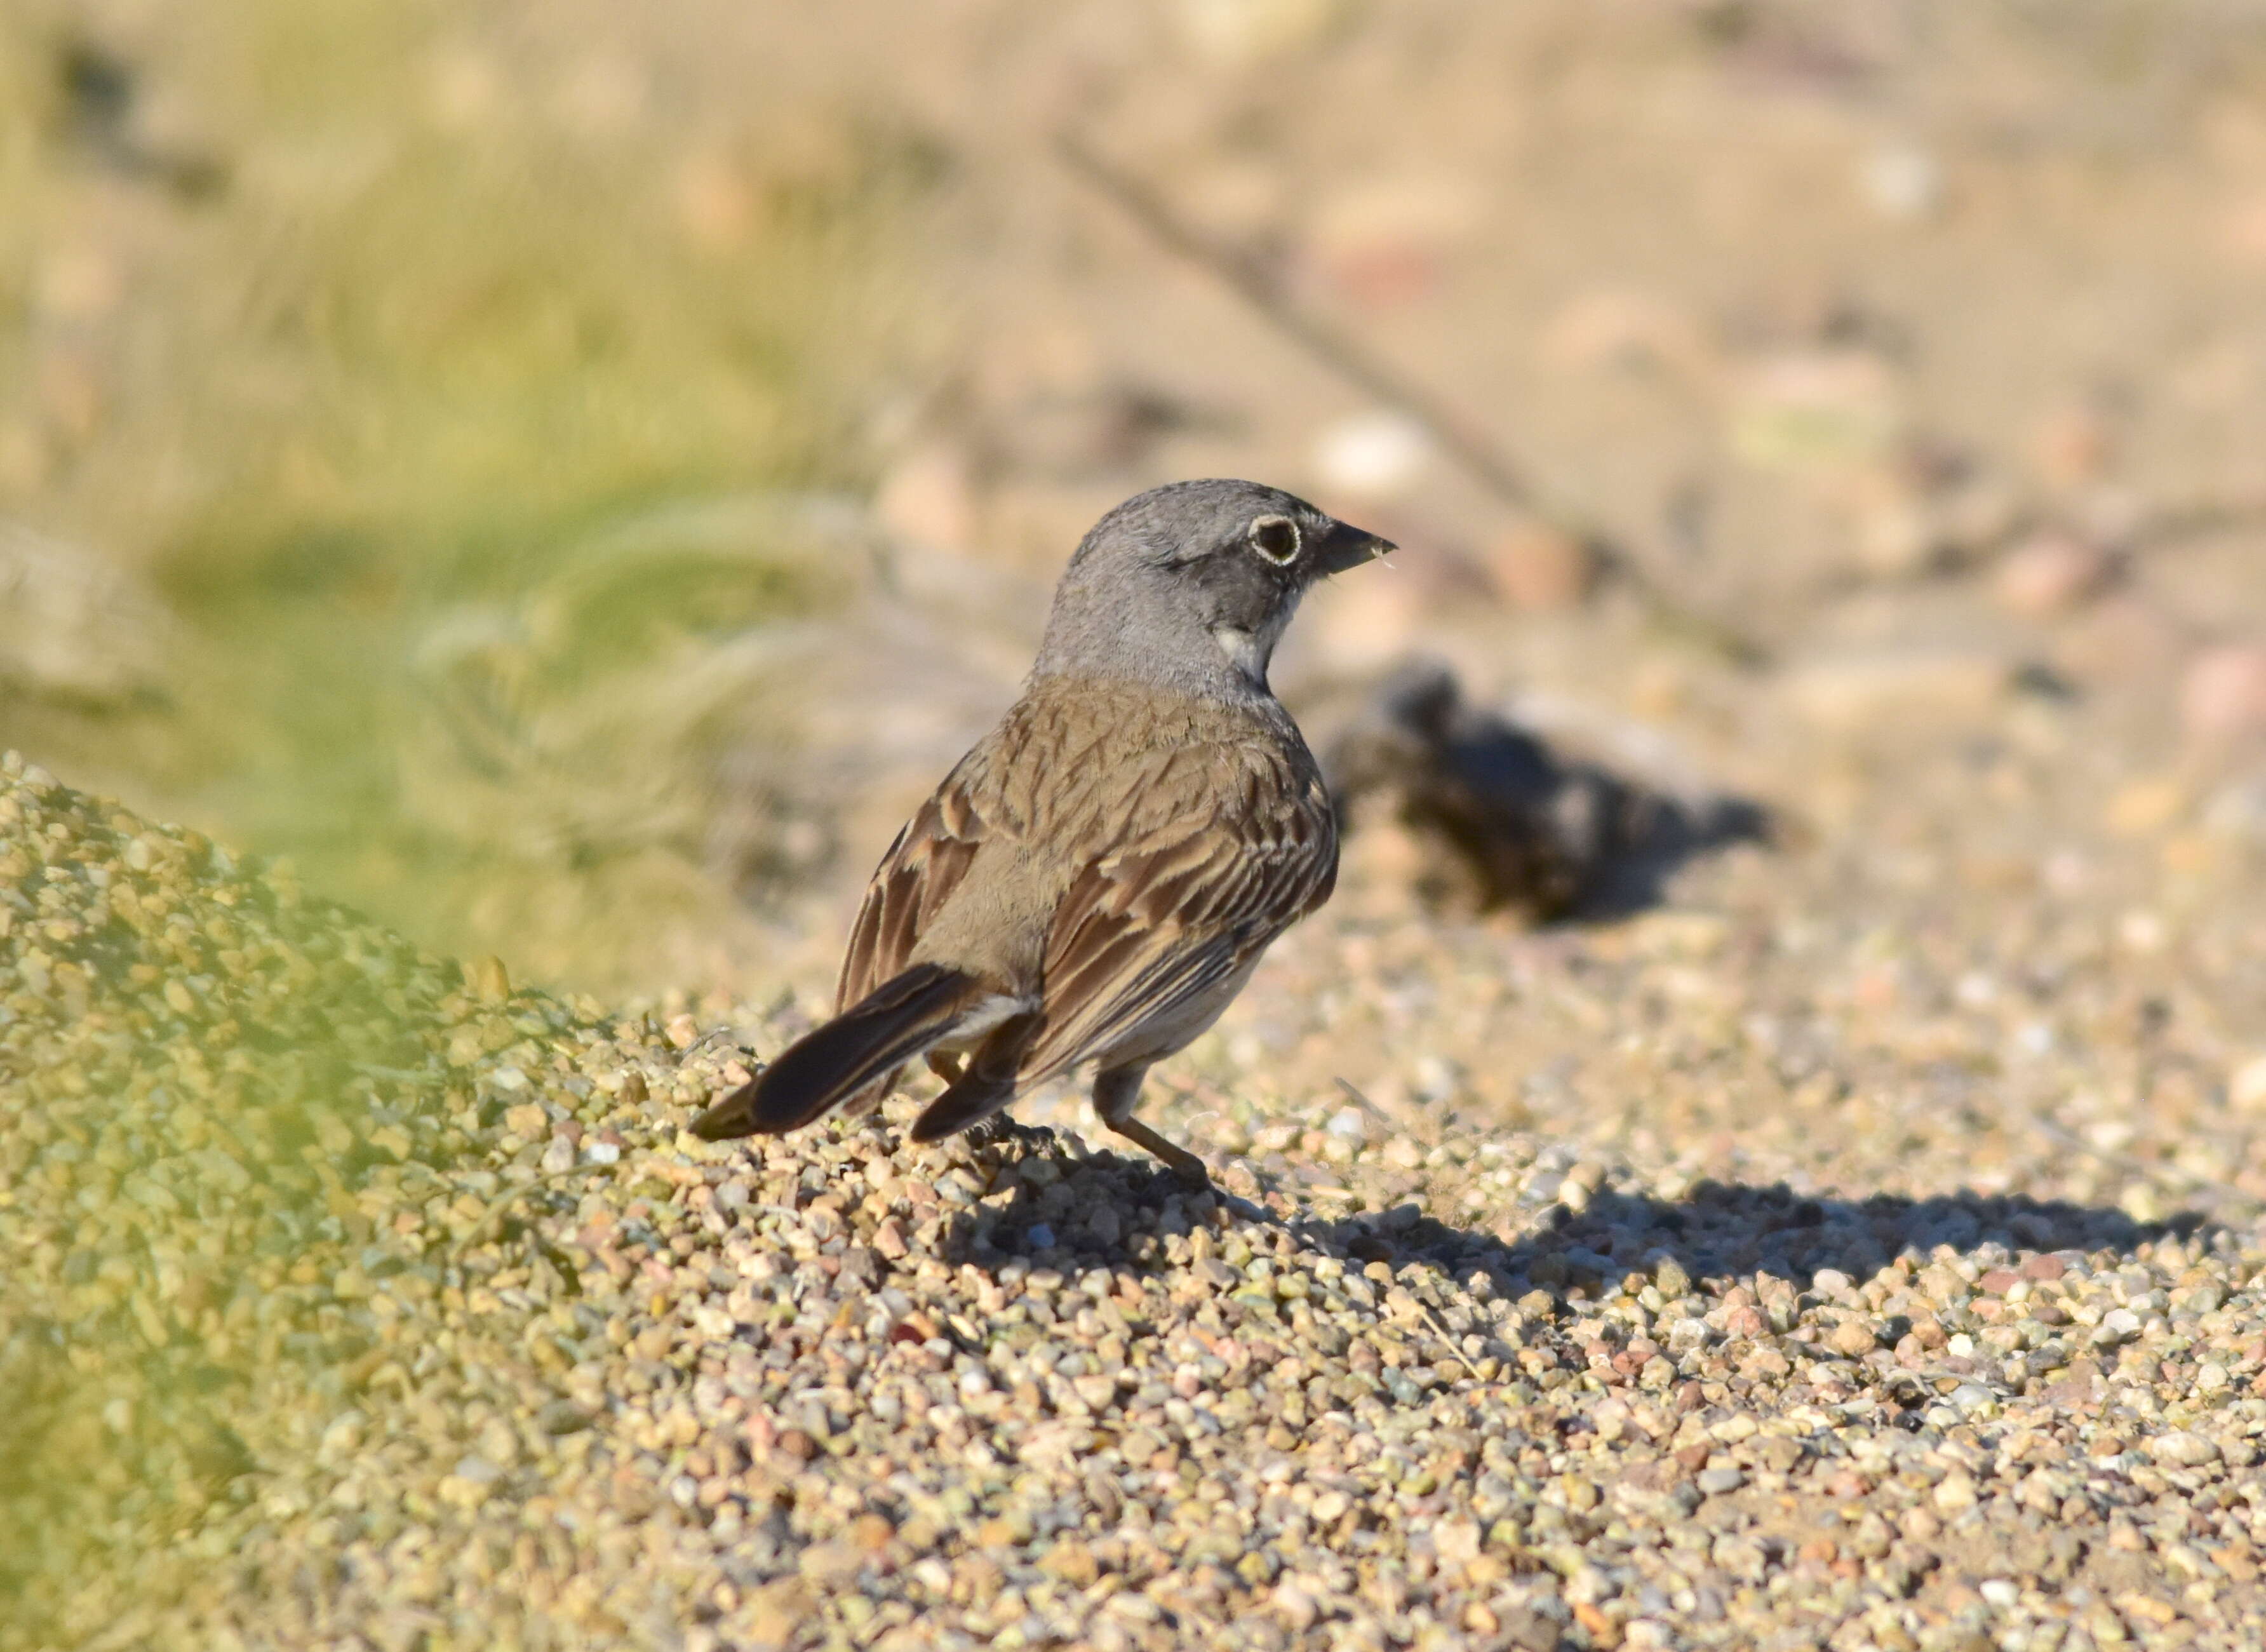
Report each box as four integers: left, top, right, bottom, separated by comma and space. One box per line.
1030, 479, 1393, 698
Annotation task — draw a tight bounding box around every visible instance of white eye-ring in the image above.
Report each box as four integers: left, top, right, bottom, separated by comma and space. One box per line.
1248, 514, 1301, 564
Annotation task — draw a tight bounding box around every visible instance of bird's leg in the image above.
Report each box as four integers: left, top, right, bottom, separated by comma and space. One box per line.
1108, 1115, 1211, 1188
1093, 1064, 1210, 1190
930, 1051, 1040, 1141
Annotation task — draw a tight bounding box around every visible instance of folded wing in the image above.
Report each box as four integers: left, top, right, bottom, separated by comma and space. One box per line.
836, 743, 998, 1011
1019, 743, 1336, 1084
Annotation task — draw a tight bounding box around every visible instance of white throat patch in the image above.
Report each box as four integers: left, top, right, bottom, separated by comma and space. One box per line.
1211, 615, 1285, 684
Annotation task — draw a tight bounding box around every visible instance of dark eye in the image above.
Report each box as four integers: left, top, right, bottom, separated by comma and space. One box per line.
1248, 514, 1301, 564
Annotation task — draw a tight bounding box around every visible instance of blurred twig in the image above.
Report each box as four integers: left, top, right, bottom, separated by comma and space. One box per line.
2028, 1118, 2263, 1219
1054, 128, 1767, 666
1334, 1075, 1435, 1145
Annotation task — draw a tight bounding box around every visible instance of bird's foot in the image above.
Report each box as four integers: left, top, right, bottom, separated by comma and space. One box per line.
965, 1114, 1057, 1150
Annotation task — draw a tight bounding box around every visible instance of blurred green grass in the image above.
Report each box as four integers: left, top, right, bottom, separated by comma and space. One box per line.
0, 763, 617, 1648
0, 0, 933, 981
1, 11, 910, 1615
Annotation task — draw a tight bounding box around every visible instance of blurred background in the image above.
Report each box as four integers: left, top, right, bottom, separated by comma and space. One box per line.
6, 0, 2266, 1000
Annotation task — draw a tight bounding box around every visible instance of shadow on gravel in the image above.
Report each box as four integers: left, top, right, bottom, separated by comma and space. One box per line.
1325, 1179, 2196, 1298
942, 1142, 2197, 1303
1566, 794, 1776, 923
1322, 658, 1774, 922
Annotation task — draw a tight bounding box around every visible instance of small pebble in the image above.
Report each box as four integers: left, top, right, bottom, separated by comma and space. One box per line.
2181, 643, 2266, 740
1311, 409, 1434, 500
1486, 520, 1594, 610
1995, 530, 2113, 618
1863, 142, 1941, 219
2230, 1054, 2266, 1114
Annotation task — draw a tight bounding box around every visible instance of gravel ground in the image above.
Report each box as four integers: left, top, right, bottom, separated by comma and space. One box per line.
15, 9, 2266, 1650
6, 733, 2266, 1652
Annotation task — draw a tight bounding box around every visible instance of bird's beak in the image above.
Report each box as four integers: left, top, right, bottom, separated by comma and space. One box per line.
1314, 522, 1395, 577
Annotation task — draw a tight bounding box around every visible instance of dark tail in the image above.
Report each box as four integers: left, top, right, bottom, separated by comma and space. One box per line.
692, 964, 984, 1139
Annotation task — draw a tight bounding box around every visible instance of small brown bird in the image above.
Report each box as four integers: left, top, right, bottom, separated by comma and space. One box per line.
692, 479, 1390, 1185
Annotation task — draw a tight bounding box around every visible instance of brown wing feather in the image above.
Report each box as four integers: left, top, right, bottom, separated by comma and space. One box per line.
836, 758, 994, 1011
1018, 747, 1336, 1084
